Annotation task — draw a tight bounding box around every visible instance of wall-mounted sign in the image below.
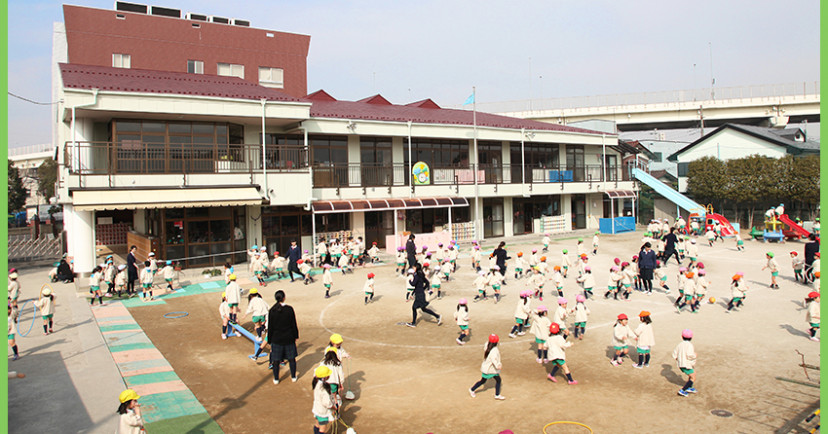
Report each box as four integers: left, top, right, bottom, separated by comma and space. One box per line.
412, 161, 430, 185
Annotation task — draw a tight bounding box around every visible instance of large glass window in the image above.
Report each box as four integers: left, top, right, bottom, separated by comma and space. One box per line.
483, 198, 504, 238
360, 137, 393, 186
161, 207, 239, 268
404, 139, 468, 168
510, 142, 560, 182
311, 135, 348, 186
566, 145, 585, 182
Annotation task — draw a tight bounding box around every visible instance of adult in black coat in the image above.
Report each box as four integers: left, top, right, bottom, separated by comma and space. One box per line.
126, 245, 138, 294
56, 258, 74, 283
287, 241, 305, 282
492, 241, 511, 283
267, 290, 299, 383
661, 228, 681, 265
405, 234, 418, 269
804, 234, 820, 282
637, 242, 657, 294
406, 264, 441, 327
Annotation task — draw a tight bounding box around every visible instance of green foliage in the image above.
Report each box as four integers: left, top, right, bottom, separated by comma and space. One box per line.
686, 156, 727, 204
37, 158, 58, 201
7, 160, 27, 212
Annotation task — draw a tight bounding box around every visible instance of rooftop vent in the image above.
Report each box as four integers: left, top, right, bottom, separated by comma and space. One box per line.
232, 18, 250, 27
185, 12, 208, 21
208, 16, 230, 24
115, 1, 147, 14
150, 5, 181, 18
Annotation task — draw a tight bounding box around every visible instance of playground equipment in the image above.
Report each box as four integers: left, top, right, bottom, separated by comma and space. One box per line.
689, 206, 737, 238
762, 215, 785, 243
227, 322, 268, 359
778, 214, 814, 240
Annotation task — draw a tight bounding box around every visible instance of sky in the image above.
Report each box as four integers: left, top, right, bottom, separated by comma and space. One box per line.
6, 0, 821, 147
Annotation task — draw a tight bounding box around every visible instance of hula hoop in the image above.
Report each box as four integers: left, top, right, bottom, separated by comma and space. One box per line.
163, 311, 189, 319
543, 421, 594, 434
16, 300, 37, 337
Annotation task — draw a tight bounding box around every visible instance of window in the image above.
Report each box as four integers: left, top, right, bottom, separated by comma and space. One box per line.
652, 152, 663, 163
258, 67, 284, 88
217, 63, 244, 78
677, 162, 689, 177
112, 53, 131, 68
187, 60, 204, 74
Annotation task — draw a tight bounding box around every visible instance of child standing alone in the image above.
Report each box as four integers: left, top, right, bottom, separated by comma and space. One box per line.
762, 252, 780, 289
364, 272, 375, 304
34, 286, 56, 335
454, 298, 470, 345
633, 311, 655, 368
673, 329, 698, 397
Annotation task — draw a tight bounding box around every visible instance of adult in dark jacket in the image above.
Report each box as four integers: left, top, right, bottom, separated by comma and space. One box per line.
126, 245, 138, 294
406, 264, 441, 327
406, 234, 418, 269
804, 234, 820, 282
492, 241, 511, 283
661, 228, 680, 265
267, 290, 299, 383
56, 258, 74, 283
287, 241, 305, 282
637, 242, 657, 294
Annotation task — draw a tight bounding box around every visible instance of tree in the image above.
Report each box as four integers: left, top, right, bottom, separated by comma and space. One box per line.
686, 156, 727, 207
37, 158, 58, 202
8, 160, 27, 212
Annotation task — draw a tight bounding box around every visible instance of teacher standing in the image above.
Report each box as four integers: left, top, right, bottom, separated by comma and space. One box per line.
637, 242, 657, 295
267, 290, 299, 384
126, 245, 138, 295
406, 234, 418, 270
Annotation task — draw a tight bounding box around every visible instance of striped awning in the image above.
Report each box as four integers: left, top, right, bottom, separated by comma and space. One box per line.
71, 187, 264, 211
312, 197, 469, 214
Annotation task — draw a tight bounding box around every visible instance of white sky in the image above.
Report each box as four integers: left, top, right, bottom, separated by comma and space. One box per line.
7, 0, 820, 147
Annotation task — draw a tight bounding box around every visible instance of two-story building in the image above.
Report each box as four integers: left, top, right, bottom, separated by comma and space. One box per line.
54, 3, 637, 274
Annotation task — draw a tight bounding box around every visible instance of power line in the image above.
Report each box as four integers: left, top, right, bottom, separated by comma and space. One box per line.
8, 91, 63, 105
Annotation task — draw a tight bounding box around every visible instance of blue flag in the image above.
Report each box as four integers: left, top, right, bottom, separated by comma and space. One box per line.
463, 94, 475, 105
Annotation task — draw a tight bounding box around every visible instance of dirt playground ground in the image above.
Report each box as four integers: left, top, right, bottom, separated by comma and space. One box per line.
129, 231, 820, 433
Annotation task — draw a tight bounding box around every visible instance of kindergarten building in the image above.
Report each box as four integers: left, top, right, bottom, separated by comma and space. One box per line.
54, 2, 640, 274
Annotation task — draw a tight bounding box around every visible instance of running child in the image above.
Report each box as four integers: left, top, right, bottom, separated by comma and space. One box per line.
270, 253, 287, 279
322, 264, 333, 298
552, 266, 564, 297
454, 298, 470, 345
762, 252, 780, 289
529, 249, 539, 270
405, 268, 415, 301
8, 304, 19, 360
542, 233, 551, 252
117, 389, 145, 433
299, 259, 314, 284
89, 265, 104, 305
610, 313, 634, 366
676, 235, 686, 260
364, 272, 375, 304
34, 286, 56, 335
619, 262, 634, 300
576, 238, 587, 257
448, 244, 459, 272
551, 297, 570, 339
673, 329, 698, 397
139, 261, 154, 301
791, 251, 805, 283
676, 271, 697, 313
225, 274, 241, 323
395, 247, 406, 275
726, 273, 747, 312
576, 266, 595, 299
514, 252, 526, 279
431, 266, 443, 299
528, 267, 545, 301
472, 245, 482, 272
560, 249, 571, 278
338, 249, 351, 274
468, 334, 505, 400
545, 323, 577, 385
633, 311, 655, 368
686, 239, 699, 266
162, 260, 176, 292
604, 266, 621, 300
571, 295, 590, 340
674, 267, 688, 307
705, 228, 716, 247
473, 270, 489, 302
251, 253, 265, 286
693, 270, 709, 311
806, 292, 820, 341
735, 233, 745, 251
654, 260, 669, 292
509, 291, 532, 338
245, 288, 270, 339
368, 242, 380, 263
592, 231, 600, 255
7, 271, 20, 313
530, 305, 552, 363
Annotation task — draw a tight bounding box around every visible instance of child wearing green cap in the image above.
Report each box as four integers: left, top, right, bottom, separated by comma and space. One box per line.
560, 249, 571, 278
576, 238, 587, 257
761, 252, 780, 289
592, 232, 600, 255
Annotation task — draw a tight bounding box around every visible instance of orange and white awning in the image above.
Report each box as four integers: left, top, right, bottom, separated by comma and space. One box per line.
311, 197, 469, 214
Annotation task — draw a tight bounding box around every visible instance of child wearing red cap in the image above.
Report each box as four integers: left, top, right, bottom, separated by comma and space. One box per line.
530, 306, 552, 363
610, 314, 633, 366
673, 329, 697, 397
454, 298, 470, 345
633, 311, 654, 368
509, 291, 532, 338
469, 334, 504, 400
368, 242, 380, 263
762, 252, 780, 289
791, 251, 805, 283
805, 292, 820, 341
545, 323, 576, 385
727, 274, 747, 312
364, 273, 375, 304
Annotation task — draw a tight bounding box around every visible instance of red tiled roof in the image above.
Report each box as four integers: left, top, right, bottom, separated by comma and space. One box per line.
357, 94, 392, 105
405, 99, 441, 109
60, 63, 302, 102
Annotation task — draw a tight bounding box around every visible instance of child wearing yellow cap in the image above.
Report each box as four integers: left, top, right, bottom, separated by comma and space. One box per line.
320, 347, 344, 400
219, 292, 231, 340
245, 288, 270, 339
762, 252, 780, 289
117, 389, 144, 434
34, 287, 56, 335
633, 311, 655, 368
312, 365, 335, 433
225, 274, 241, 323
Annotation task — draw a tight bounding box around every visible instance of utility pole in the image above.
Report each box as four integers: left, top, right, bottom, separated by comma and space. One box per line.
708, 42, 715, 100
699, 105, 705, 137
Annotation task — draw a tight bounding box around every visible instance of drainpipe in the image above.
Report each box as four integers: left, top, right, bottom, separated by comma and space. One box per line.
407, 121, 413, 198
261, 99, 269, 200
70, 88, 99, 172
520, 127, 526, 195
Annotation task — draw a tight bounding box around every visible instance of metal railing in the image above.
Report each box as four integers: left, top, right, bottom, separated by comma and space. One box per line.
64, 141, 308, 175
312, 163, 407, 188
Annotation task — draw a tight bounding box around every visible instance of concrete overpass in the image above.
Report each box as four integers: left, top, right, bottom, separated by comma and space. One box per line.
474, 82, 820, 132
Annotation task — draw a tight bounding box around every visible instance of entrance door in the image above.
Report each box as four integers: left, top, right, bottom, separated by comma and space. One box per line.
364, 211, 393, 248
571, 194, 586, 229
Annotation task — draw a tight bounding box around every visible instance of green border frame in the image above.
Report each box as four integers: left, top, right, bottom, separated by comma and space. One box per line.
820, 0, 826, 418
2, 0, 10, 431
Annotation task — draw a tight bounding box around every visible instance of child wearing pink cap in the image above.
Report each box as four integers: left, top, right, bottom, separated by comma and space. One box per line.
530, 306, 552, 363
693, 270, 709, 310
322, 264, 333, 298
551, 297, 570, 339
630, 255, 641, 291
674, 267, 688, 307
454, 298, 470, 345
571, 294, 590, 340
395, 247, 406, 275
529, 249, 540, 269
472, 246, 482, 272
673, 329, 697, 396
576, 266, 595, 299
604, 266, 621, 299
509, 291, 532, 338
473, 270, 489, 302
620, 262, 635, 300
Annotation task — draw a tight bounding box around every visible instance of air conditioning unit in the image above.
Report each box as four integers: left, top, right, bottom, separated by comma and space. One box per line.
208, 16, 230, 24
150, 5, 180, 18
232, 18, 250, 27
114, 1, 147, 14
185, 12, 208, 21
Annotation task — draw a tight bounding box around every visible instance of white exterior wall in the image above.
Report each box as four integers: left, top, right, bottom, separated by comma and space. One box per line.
65, 205, 95, 275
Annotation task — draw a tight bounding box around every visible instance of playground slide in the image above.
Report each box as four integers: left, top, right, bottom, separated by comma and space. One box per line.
778, 214, 812, 238
631, 168, 707, 216
706, 213, 737, 237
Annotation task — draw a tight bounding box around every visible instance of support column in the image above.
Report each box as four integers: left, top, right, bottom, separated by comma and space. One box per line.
347, 135, 361, 187
503, 197, 514, 237
352, 212, 366, 239
66, 205, 95, 276
133, 209, 146, 234
561, 194, 572, 232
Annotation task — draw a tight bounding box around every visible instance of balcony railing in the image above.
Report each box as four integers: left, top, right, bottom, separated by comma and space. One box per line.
64, 141, 308, 175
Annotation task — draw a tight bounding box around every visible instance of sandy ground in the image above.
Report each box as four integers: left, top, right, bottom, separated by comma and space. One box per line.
128, 231, 820, 433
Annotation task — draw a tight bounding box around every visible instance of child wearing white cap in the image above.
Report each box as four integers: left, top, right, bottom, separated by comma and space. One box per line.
115, 265, 127, 297
321, 263, 333, 297
686, 239, 699, 265
542, 234, 551, 252
34, 286, 56, 335
147, 252, 158, 281
592, 232, 600, 255
7, 272, 20, 313
431, 266, 443, 299
454, 298, 470, 345
139, 261, 154, 301
473, 270, 489, 302
162, 261, 176, 292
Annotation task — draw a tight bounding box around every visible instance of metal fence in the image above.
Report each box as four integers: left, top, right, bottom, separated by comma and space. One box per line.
9, 236, 62, 262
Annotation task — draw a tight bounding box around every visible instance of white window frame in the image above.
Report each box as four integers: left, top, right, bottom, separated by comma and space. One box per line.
112, 53, 131, 68
187, 60, 204, 74
217, 62, 244, 79
258, 67, 284, 88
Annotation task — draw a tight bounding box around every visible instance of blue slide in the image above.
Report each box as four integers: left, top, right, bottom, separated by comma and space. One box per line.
631, 168, 707, 216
